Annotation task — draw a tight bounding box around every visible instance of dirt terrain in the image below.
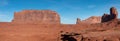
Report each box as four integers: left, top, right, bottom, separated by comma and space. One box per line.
0, 22, 120, 41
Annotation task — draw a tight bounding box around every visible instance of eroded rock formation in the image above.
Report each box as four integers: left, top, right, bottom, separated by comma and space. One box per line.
81, 16, 101, 24
12, 10, 60, 24
110, 7, 118, 19
101, 7, 118, 22
76, 18, 81, 24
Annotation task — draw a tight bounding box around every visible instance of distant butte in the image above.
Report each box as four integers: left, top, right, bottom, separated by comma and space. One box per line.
0, 7, 119, 24
101, 7, 118, 22
12, 10, 60, 24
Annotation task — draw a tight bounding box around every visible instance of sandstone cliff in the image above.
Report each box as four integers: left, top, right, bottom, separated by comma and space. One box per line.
12, 10, 60, 24
81, 16, 101, 24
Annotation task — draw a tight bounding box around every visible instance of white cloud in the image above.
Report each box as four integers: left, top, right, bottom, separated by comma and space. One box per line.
0, 0, 8, 6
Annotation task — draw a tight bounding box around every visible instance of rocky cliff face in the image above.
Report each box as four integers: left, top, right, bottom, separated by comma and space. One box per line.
101, 7, 118, 22
110, 7, 118, 19
12, 10, 60, 24
81, 16, 101, 24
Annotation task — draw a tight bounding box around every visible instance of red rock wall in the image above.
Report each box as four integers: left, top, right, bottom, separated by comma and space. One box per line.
77, 16, 101, 24
82, 16, 101, 24
12, 10, 60, 24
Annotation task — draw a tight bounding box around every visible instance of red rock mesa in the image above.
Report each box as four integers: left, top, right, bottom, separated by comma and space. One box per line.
12, 10, 60, 24
76, 16, 101, 24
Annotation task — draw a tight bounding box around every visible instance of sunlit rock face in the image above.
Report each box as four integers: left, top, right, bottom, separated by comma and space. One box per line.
101, 7, 118, 22
12, 10, 60, 24
82, 16, 101, 24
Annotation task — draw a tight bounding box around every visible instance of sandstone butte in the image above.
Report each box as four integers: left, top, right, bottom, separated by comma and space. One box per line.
12, 10, 60, 24
77, 16, 101, 24
0, 7, 120, 41
101, 7, 118, 22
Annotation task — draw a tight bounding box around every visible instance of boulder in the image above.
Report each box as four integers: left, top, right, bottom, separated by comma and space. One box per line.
12, 10, 60, 24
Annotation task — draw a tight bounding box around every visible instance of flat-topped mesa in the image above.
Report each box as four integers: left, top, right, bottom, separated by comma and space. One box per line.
12, 10, 60, 24
101, 7, 118, 22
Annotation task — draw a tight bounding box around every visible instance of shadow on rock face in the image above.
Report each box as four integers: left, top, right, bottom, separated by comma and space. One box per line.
67, 37, 77, 41
61, 35, 77, 41
60, 32, 80, 41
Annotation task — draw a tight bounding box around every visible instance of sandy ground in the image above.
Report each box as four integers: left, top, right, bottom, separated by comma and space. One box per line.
0, 24, 120, 41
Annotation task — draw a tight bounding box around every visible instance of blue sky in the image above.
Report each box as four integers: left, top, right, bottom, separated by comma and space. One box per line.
0, 0, 120, 24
